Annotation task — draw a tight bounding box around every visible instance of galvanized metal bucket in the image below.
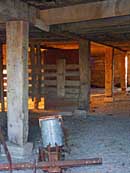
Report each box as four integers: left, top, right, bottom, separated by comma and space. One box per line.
39, 115, 64, 148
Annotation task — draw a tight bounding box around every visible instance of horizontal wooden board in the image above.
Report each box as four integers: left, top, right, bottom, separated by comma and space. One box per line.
65, 80, 80, 86
65, 71, 79, 77
65, 88, 80, 94
65, 93, 80, 99
66, 64, 79, 70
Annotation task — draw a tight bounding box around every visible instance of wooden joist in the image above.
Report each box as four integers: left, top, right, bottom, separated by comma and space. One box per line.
0, 0, 49, 31
40, 0, 130, 25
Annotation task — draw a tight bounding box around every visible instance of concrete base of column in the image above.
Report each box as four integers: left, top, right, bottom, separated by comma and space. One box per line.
1, 142, 33, 159
104, 96, 114, 103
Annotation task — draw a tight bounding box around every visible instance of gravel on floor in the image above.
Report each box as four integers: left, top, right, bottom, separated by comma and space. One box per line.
0, 110, 130, 173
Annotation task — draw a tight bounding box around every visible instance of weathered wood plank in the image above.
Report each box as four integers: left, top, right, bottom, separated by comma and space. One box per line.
66, 64, 79, 70
6, 21, 29, 146
44, 73, 57, 77
40, 0, 130, 25
65, 71, 80, 77
30, 43, 36, 100
36, 43, 42, 100
0, 43, 5, 111
53, 15, 130, 33
79, 39, 90, 110
42, 80, 57, 86
0, 0, 49, 31
57, 58, 65, 97
65, 80, 80, 86
118, 52, 127, 92
105, 47, 114, 97
65, 93, 79, 99
28, 64, 57, 70
44, 64, 57, 69
65, 88, 80, 94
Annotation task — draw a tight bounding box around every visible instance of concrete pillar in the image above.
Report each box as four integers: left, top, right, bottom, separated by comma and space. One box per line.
79, 39, 90, 111
57, 58, 65, 97
6, 21, 29, 146
119, 53, 127, 92
105, 47, 114, 100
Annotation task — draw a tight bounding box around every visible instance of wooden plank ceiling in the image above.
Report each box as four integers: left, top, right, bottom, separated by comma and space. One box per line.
21, 0, 103, 9
1, 0, 130, 52
22, 0, 130, 51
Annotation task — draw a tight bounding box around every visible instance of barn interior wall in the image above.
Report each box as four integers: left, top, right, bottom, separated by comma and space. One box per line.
0, 44, 127, 111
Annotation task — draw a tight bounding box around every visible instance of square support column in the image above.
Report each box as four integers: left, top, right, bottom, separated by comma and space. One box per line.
127, 52, 130, 87
6, 21, 29, 146
0, 43, 5, 112
57, 58, 65, 97
79, 39, 90, 111
119, 53, 127, 92
105, 47, 114, 100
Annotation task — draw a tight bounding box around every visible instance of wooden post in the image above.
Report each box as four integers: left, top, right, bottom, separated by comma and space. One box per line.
30, 43, 42, 109
36, 44, 42, 103
41, 49, 46, 109
30, 43, 35, 101
79, 39, 90, 111
105, 47, 114, 100
0, 43, 5, 112
119, 53, 127, 92
57, 58, 65, 97
30, 43, 39, 109
127, 52, 130, 87
6, 21, 29, 146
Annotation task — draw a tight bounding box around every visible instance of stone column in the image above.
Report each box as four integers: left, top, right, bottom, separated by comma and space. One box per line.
79, 39, 90, 111
105, 47, 114, 101
6, 21, 29, 146
57, 58, 65, 97
119, 52, 127, 92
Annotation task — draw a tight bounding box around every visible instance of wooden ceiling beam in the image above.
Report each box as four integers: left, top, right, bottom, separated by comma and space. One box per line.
40, 0, 130, 25
51, 15, 130, 33
0, 0, 49, 32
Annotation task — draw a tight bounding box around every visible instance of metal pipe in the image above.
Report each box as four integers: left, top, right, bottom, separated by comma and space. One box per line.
0, 158, 102, 171
51, 158, 102, 168
0, 163, 36, 171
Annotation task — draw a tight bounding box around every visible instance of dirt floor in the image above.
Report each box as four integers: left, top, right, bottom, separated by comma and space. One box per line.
64, 115, 130, 173
0, 90, 130, 172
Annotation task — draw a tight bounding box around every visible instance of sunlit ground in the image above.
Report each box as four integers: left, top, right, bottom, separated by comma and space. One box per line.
1, 87, 130, 112
0, 97, 45, 112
